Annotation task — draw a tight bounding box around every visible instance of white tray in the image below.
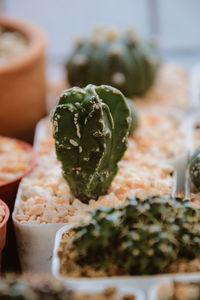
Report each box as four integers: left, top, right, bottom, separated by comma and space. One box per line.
52, 224, 200, 294
149, 274, 200, 300
72, 281, 145, 300
12, 186, 71, 272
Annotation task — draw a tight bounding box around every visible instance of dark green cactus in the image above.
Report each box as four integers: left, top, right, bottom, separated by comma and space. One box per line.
0, 275, 74, 299
66, 28, 160, 97
126, 98, 138, 135
51, 84, 131, 203
189, 147, 200, 191
71, 195, 200, 275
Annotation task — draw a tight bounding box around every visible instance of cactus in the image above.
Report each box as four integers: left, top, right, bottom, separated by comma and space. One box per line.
52, 84, 131, 203
70, 195, 200, 275
189, 147, 200, 191
0, 274, 74, 299
66, 28, 160, 97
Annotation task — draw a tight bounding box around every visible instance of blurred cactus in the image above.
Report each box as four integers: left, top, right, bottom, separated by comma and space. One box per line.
72, 195, 200, 275
66, 28, 160, 97
189, 147, 200, 191
0, 274, 74, 299
52, 84, 131, 202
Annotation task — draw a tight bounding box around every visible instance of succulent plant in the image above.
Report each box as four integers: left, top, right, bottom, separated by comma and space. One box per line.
52, 84, 131, 203
126, 98, 138, 135
189, 147, 200, 191
66, 28, 160, 97
71, 195, 200, 275
0, 274, 74, 299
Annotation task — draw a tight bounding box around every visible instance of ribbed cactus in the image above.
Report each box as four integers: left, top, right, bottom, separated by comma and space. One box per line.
52, 84, 131, 203
189, 147, 200, 191
71, 195, 200, 275
66, 28, 160, 97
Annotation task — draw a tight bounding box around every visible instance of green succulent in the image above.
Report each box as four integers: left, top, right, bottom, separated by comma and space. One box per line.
66, 28, 160, 97
0, 275, 74, 300
51, 84, 131, 203
189, 147, 200, 191
72, 195, 200, 275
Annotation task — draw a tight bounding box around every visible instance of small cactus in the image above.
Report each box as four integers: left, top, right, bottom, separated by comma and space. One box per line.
71, 195, 200, 275
66, 28, 160, 97
0, 274, 74, 299
52, 84, 131, 203
189, 147, 200, 191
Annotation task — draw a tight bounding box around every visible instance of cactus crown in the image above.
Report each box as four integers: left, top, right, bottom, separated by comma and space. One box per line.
66, 28, 160, 97
189, 146, 200, 191
52, 84, 131, 203
71, 195, 200, 275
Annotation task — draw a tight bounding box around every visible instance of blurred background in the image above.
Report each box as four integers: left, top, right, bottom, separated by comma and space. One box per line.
2, 0, 200, 80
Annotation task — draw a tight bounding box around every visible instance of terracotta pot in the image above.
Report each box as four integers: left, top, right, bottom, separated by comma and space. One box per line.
0, 138, 37, 211
0, 15, 47, 141
0, 199, 9, 271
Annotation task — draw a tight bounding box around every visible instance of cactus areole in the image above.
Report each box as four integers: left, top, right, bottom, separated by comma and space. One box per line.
51, 84, 131, 203
66, 28, 160, 97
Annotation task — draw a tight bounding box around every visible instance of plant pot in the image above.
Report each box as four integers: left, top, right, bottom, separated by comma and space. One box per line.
0, 199, 9, 271
0, 15, 47, 141
71, 280, 145, 300
52, 224, 200, 293
0, 137, 37, 272
12, 185, 71, 272
149, 276, 200, 300
0, 137, 37, 211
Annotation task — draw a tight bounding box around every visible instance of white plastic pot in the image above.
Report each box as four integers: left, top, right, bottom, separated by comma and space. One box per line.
149, 274, 200, 300
12, 187, 72, 272
72, 280, 145, 300
52, 224, 200, 293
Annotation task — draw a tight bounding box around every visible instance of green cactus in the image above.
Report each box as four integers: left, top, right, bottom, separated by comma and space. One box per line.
71, 195, 200, 275
126, 98, 138, 135
189, 147, 200, 191
0, 275, 74, 299
51, 84, 131, 203
66, 28, 160, 97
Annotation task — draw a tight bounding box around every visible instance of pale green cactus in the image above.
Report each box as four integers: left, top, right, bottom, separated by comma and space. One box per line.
66, 28, 160, 97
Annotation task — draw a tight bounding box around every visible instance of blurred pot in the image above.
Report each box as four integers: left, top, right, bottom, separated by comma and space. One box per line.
0, 137, 37, 211
0, 199, 9, 271
0, 15, 47, 141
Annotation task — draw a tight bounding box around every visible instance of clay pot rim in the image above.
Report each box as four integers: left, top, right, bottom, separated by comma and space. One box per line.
0, 14, 47, 74
0, 137, 37, 188
0, 199, 9, 229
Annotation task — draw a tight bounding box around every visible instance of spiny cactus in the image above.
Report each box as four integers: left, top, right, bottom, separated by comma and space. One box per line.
189, 147, 200, 191
52, 84, 131, 203
71, 195, 200, 275
0, 274, 74, 299
66, 28, 160, 97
